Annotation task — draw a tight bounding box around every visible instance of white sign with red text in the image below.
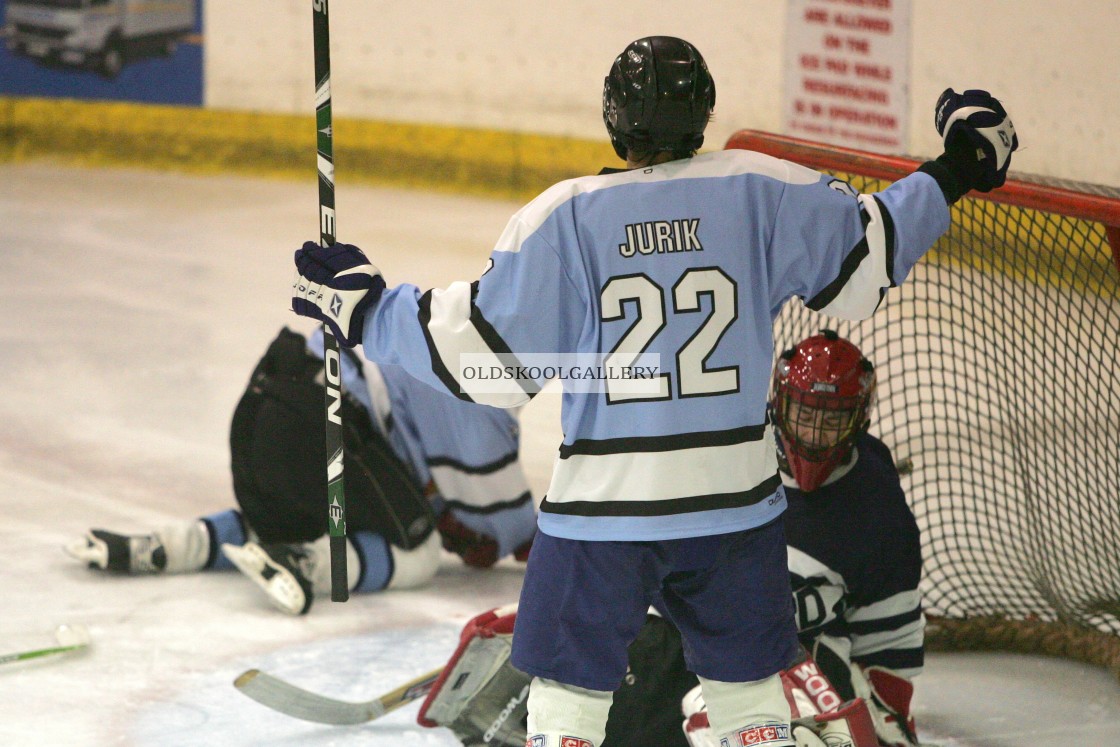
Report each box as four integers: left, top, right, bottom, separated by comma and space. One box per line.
784, 0, 912, 153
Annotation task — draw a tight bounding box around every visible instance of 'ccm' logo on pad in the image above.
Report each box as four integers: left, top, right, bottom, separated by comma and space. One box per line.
560, 738, 593, 747
738, 723, 791, 745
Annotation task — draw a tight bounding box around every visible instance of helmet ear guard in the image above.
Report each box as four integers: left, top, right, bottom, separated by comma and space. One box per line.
602, 36, 716, 161
771, 331, 876, 492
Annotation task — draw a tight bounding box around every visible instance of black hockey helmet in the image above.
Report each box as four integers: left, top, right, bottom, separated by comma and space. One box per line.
602, 36, 716, 160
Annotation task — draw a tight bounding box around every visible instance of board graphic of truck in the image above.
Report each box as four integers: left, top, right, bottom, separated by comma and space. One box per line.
3, 0, 196, 78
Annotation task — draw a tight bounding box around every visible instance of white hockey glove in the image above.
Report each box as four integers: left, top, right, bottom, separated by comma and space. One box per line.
934, 88, 1018, 193
850, 664, 919, 747
291, 241, 384, 347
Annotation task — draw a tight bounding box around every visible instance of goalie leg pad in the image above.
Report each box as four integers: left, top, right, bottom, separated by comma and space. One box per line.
782, 652, 845, 716
681, 684, 718, 747
850, 665, 919, 746
791, 698, 878, 747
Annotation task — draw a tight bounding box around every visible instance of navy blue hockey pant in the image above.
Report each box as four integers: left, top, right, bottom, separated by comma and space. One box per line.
510, 516, 798, 692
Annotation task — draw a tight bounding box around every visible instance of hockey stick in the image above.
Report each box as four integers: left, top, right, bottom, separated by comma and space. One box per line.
311, 0, 348, 602
233, 666, 442, 725
0, 624, 91, 666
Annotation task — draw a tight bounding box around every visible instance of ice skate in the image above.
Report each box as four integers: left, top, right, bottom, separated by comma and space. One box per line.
65, 529, 168, 573
222, 542, 315, 615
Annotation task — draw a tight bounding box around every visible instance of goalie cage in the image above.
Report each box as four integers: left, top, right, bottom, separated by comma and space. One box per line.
724, 130, 1120, 683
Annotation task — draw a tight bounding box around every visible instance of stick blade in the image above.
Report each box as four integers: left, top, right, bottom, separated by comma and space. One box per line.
233, 668, 385, 725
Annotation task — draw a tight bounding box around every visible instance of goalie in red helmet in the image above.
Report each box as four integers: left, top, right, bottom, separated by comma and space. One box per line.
769, 330, 923, 747
771, 329, 877, 493
669, 332, 924, 747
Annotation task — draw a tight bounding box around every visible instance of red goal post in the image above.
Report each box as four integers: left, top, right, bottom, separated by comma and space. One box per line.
725, 130, 1120, 681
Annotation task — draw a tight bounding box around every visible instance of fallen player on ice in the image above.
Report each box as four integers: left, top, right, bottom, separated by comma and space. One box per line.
64, 326, 537, 615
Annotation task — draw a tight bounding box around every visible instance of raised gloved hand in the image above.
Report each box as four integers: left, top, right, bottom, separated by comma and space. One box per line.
934, 88, 1018, 192
292, 241, 385, 347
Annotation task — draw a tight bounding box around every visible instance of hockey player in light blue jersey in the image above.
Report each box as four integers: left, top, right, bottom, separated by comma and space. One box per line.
65, 327, 536, 615
291, 36, 1016, 747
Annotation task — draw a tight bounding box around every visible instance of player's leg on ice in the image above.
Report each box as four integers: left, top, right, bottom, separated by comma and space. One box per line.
511, 534, 656, 747
682, 673, 800, 746
660, 518, 799, 747
64, 508, 247, 574
222, 530, 441, 615
526, 678, 614, 747
681, 650, 879, 747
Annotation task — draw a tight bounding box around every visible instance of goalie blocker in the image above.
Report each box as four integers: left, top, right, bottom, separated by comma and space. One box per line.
418, 606, 878, 747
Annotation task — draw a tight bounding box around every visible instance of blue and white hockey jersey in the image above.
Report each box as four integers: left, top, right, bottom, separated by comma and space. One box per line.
784, 433, 924, 678
360, 149, 949, 542
308, 329, 536, 558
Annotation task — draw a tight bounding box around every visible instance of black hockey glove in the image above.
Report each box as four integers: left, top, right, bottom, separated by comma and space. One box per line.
934, 88, 1018, 193
292, 241, 384, 347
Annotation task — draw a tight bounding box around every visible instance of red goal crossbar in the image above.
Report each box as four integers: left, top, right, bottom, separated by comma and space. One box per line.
725, 129, 1120, 273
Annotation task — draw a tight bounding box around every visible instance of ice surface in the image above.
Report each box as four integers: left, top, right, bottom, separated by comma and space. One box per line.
1, 163, 1117, 746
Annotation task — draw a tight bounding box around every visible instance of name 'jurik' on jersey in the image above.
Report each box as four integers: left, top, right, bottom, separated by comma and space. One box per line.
618, 219, 703, 257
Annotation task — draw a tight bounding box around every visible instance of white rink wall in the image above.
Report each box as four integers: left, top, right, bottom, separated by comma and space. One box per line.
206, 0, 1120, 187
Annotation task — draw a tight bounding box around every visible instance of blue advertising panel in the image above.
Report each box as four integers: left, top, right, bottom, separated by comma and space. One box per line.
0, 0, 202, 105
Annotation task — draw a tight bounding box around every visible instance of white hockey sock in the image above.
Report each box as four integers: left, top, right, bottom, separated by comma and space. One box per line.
698, 673, 794, 747
526, 676, 613, 747
386, 531, 441, 589
303, 534, 362, 593
157, 520, 213, 574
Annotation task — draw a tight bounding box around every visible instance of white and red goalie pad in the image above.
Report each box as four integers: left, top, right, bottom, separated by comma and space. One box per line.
782, 654, 846, 718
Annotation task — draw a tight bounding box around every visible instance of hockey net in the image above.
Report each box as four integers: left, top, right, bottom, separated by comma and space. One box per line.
725, 130, 1120, 680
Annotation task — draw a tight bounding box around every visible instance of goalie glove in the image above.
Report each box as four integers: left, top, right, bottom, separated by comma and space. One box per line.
850, 665, 919, 747
291, 241, 384, 347
933, 88, 1018, 194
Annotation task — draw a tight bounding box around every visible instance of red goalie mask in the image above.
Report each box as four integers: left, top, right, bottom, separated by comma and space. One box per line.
771, 330, 876, 492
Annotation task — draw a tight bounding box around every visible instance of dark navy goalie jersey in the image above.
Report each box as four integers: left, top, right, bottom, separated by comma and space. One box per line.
783, 432, 924, 678
361, 148, 950, 542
